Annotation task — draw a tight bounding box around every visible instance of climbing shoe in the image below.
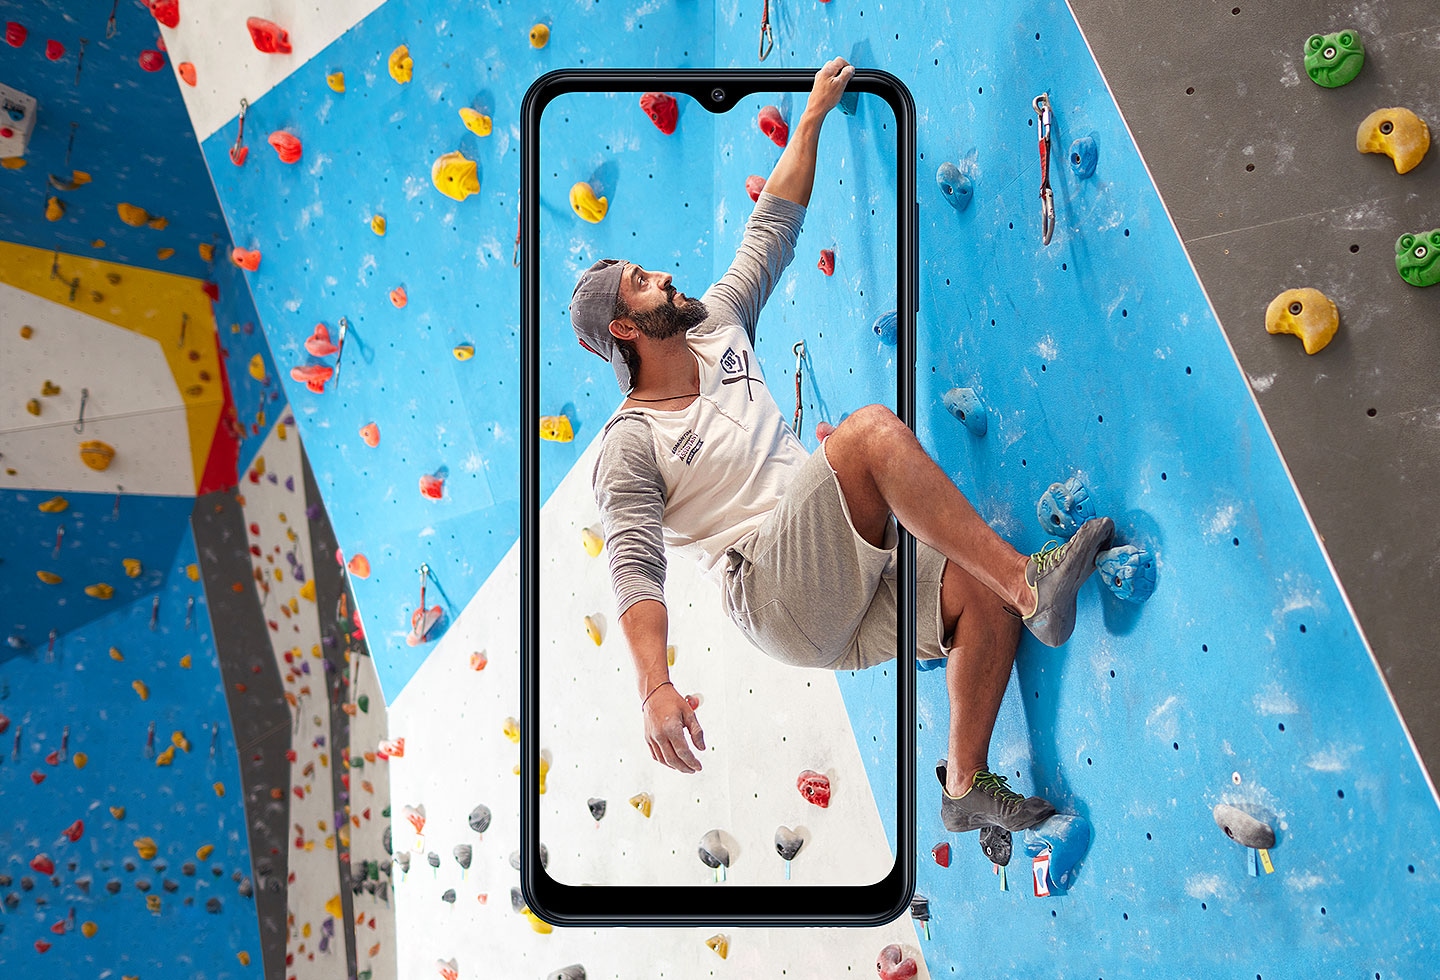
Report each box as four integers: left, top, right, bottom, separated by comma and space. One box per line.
1021, 516, 1114, 647
936, 761, 1056, 833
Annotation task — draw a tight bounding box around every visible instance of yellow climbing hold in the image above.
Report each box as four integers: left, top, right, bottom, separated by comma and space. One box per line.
81, 921, 97, 938
45, 196, 65, 221
132, 679, 149, 700
157, 247, 175, 260
85, 583, 115, 599
73, 753, 87, 769
529, 23, 550, 47
42, 380, 60, 396
26, 398, 40, 416
325, 894, 344, 918
629, 792, 653, 818
123, 559, 142, 578
371, 214, 386, 236
116, 203, 151, 226
539, 755, 550, 794
248, 353, 267, 382
80, 440, 116, 471
453, 343, 475, 360
180, 654, 192, 669
667, 644, 676, 667
431, 150, 480, 202
20, 324, 33, 338
196, 843, 214, 860
1266, 287, 1340, 355
147, 215, 167, 231
706, 935, 729, 959
110, 806, 125, 819
156, 745, 175, 766
521, 906, 553, 933
569, 181, 608, 223
134, 836, 158, 860
1356, 106, 1431, 175
199, 242, 215, 262
388, 44, 413, 83
0, 156, 24, 169
37, 571, 62, 585
584, 614, 602, 645
172, 731, 191, 752
186, 563, 200, 581
503, 716, 520, 743
581, 526, 604, 557
238, 951, 251, 967
109, 646, 123, 661
539, 415, 574, 442
213, 782, 225, 797
146, 894, 162, 913
459, 107, 492, 137
327, 71, 345, 92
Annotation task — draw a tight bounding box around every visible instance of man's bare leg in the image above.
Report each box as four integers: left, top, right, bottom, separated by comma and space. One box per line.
823, 404, 1035, 615
936, 559, 1023, 797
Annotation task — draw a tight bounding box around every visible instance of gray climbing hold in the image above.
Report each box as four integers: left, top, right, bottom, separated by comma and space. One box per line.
206, 896, 223, 913
377, 880, 389, 903
698, 829, 730, 869
942, 387, 987, 436
1213, 803, 1276, 850
540, 843, 548, 869
135, 878, 151, 892
773, 826, 804, 862
909, 892, 930, 921
395, 852, 410, 874
1069, 136, 1098, 179
509, 850, 521, 871
426, 851, 440, 870
980, 825, 1013, 866
936, 161, 974, 211
105, 880, 121, 895
510, 885, 524, 912
453, 844, 472, 870
1036, 476, 1096, 539
1095, 545, 1156, 602
548, 967, 586, 980
180, 862, 195, 877
587, 798, 606, 821
468, 803, 491, 834
382, 825, 391, 853
162, 878, 178, 893
237, 877, 252, 897
441, 888, 456, 904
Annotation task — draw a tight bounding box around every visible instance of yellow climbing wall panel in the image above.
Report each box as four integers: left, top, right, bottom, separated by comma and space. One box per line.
0, 240, 223, 494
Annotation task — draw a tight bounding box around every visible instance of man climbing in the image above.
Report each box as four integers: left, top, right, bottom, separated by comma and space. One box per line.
568, 57, 1114, 835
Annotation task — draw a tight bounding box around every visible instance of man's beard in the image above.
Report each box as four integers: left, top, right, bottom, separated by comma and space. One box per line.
631, 289, 708, 340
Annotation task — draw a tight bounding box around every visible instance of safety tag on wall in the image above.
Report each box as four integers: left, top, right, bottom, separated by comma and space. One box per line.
1258, 848, 1274, 874
1032, 851, 1052, 897
1247, 847, 1258, 877
994, 862, 1008, 891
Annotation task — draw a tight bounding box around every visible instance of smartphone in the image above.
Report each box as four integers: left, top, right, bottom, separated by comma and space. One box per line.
521, 67, 916, 926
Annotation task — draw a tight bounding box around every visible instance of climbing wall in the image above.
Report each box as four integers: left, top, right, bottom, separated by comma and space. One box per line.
150, 0, 1440, 976
0, 1, 393, 976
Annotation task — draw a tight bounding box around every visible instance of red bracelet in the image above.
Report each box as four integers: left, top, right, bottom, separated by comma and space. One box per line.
641, 679, 673, 710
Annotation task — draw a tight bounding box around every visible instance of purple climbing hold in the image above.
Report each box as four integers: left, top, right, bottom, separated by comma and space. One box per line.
1036, 476, 1095, 539
1095, 545, 1155, 602
942, 387, 987, 436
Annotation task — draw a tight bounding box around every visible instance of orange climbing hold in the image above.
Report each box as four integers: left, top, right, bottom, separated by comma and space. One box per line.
246, 16, 291, 54
390, 286, 407, 307
347, 554, 370, 578
360, 422, 380, 446
418, 473, 444, 499
231, 247, 261, 271
177, 61, 196, 85
470, 650, 488, 670
305, 322, 339, 356
80, 440, 115, 471
758, 105, 788, 147
268, 130, 302, 163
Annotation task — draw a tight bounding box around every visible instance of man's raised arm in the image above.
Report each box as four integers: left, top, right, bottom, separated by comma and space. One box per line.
762, 57, 855, 209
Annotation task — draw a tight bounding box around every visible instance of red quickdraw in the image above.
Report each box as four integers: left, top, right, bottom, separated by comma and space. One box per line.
792, 341, 805, 435
759, 0, 774, 61
230, 98, 249, 166
1033, 93, 1055, 246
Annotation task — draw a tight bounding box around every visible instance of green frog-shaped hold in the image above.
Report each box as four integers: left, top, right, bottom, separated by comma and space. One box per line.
1305, 30, 1365, 88
1396, 229, 1440, 287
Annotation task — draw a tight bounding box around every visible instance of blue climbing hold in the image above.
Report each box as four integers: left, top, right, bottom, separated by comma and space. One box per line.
1024, 813, 1091, 892
1036, 476, 1096, 539
1095, 544, 1156, 602
935, 162, 974, 212
872, 309, 898, 346
838, 90, 858, 116
942, 387, 987, 436
1069, 136, 1098, 179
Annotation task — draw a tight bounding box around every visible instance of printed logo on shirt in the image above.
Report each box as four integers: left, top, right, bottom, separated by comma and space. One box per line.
719, 348, 764, 401
670, 428, 704, 465
721, 347, 742, 374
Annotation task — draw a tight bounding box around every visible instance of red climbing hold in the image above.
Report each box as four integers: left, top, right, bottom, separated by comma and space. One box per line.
931, 841, 950, 867
230, 247, 261, 271
745, 175, 766, 202
148, 0, 180, 29
5, 22, 26, 48
31, 771, 45, 784
817, 248, 835, 276
418, 474, 444, 500
246, 17, 291, 54
796, 769, 830, 808
201, 280, 219, 301
31, 854, 55, 875
268, 130, 302, 164
640, 92, 677, 135
63, 820, 84, 842
139, 49, 166, 72
45, 39, 64, 60
35, 940, 51, 954
0, 713, 8, 734
49, 920, 66, 935
304, 323, 338, 356
758, 105, 788, 147
876, 944, 918, 980
45, 750, 59, 765
290, 363, 334, 394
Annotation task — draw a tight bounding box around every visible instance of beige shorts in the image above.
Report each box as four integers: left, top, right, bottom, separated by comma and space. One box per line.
719, 441, 949, 671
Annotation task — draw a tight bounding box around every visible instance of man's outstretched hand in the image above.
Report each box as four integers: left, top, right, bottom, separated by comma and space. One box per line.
643, 685, 706, 773
806, 56, 855, 118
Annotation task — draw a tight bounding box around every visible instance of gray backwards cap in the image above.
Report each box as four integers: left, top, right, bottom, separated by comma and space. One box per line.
570, 258, 632, 393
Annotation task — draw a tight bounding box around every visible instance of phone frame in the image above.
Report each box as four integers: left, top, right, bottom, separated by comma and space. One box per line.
520, 67, 917, 926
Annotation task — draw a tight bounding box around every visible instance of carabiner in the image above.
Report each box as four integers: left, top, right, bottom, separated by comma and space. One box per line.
792, 341, 805, 435
758, 0, 774, 61
230, 98, 249, 166
1033, 93, 1055, 246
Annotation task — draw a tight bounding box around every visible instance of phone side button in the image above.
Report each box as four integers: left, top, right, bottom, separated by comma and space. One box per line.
912, 202, 920, 313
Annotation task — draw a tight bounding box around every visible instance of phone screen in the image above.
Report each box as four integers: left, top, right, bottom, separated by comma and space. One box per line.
522, 70, 915, 925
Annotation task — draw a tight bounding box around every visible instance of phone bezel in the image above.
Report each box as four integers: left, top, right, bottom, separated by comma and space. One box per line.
520, 67, 917, 926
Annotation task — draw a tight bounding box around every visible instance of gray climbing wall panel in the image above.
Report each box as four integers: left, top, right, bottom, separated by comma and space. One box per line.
1064, 0, 1440, 777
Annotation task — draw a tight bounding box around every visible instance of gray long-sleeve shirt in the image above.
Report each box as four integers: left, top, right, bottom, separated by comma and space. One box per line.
592, 191, 808, 617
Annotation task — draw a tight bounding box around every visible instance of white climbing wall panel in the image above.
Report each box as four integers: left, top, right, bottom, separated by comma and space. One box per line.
0, 281, 196, 496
